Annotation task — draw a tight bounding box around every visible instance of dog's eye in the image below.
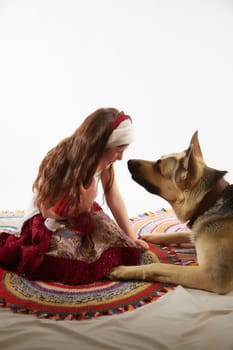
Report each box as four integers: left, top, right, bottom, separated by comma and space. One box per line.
154, 160, 162, 174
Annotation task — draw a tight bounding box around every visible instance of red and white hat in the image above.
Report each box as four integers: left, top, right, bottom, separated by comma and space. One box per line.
106, 113, 134, 148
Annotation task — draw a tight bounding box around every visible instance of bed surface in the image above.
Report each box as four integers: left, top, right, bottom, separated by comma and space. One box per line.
1, 286, 233, 350
0, 209, 232, 350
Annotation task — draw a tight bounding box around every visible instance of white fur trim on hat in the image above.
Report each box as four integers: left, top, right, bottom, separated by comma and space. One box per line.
106, 119, 134, 148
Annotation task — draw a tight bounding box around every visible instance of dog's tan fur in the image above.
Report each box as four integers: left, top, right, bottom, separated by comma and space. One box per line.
110, 131, 233, 294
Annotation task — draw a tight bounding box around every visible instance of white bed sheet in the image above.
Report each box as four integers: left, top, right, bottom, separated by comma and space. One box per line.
0, 286, 232, 350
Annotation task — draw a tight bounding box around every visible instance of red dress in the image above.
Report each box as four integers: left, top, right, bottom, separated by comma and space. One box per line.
0, 201, 141, 285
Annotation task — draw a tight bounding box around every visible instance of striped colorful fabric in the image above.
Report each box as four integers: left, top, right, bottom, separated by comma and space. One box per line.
0, 210, 24, 234
131, 208, 197, 266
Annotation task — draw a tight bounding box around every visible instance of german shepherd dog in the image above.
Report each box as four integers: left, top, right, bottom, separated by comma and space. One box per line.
110, 131, 233, 294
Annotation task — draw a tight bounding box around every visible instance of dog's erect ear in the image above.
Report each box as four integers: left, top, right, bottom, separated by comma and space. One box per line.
189, 130, 203, 160
175, 131, 203, 188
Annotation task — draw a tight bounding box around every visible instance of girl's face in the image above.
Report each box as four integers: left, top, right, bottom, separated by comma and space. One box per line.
99, 145, 129, 170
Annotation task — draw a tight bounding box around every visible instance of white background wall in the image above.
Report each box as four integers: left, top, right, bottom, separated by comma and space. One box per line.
0, 0, 233, 217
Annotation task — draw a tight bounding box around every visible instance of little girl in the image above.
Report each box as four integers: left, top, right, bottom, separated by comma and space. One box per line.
0, 107, 148, 284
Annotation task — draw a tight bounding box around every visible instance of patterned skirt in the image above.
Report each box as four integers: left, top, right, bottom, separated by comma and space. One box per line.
0, 206, 141, 284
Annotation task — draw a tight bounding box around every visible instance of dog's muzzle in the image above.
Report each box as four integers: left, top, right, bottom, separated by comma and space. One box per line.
127, 159, 161, 195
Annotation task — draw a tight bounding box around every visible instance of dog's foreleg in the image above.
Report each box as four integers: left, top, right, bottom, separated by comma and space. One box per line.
142, 231, 191, 245
109, 263, 159, 281
109, 263, 223, 293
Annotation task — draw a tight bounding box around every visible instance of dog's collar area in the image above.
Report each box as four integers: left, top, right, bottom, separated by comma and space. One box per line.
187, 177, 230, 228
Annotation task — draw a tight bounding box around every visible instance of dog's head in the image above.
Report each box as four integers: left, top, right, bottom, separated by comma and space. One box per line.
128, 131, 226, 222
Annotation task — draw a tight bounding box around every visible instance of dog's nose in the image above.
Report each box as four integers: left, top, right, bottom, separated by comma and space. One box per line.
127, 159, 139, 172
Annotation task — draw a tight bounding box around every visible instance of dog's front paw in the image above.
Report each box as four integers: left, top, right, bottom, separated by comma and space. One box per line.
108, 266, 125, 280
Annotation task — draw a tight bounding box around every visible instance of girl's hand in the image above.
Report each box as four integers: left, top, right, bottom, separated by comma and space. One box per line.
134, 238, 150, 250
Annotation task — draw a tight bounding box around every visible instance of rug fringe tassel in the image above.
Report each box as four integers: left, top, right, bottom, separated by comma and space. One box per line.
1, 293, 169, 321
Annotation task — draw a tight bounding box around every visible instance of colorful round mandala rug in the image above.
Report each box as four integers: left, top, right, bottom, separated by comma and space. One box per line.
0, 243, 177, 321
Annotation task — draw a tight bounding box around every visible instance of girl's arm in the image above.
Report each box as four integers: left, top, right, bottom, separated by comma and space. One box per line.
101, 169, 149, 250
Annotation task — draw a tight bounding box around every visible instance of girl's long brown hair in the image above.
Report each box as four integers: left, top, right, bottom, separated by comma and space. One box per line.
33, 107, 120, 212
